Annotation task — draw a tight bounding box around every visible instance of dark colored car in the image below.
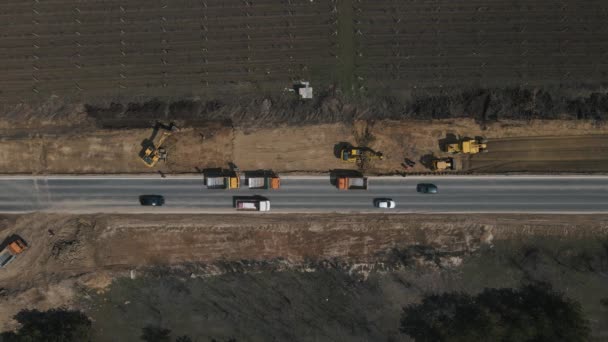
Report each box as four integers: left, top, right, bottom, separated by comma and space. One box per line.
139, 195, 165, 206
417, 183, 438, 194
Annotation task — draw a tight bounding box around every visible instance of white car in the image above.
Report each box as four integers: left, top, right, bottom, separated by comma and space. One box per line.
374, 198, 396, 209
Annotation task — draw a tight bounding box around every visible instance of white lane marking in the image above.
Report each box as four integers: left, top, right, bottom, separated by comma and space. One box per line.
19, 208, 608, 215
1, 174, 608, 180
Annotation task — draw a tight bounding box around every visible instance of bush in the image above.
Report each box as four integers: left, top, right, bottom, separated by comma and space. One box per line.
400, 283, 590, 342
0, 308, 92, 342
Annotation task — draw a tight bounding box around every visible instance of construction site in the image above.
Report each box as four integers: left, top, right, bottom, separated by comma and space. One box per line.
1, 0, 608, 340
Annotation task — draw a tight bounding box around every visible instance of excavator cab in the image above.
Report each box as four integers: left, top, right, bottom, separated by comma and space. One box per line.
139, 123, 179, 167
341, 148, 362, 162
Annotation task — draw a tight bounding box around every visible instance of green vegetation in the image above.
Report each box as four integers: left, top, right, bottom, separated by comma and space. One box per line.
0, 309, 91, 342
400, 283, 590, 342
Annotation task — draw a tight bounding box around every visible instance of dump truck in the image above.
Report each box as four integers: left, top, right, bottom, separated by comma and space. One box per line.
235, 198, 270, 211
446, 138, 487, 154
337, 176, 368, 190
246, 175, 280, 190
0, 238, 27, 268
433, 157, 455, 171
205, 173, 240, 189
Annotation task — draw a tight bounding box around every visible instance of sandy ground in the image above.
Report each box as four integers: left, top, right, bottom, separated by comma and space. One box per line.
465, 135, 608, 172
1, 118, 608, 174
0, 213, 608, 331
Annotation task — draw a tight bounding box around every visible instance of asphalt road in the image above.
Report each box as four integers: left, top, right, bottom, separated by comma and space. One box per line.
0, 175, 606, 214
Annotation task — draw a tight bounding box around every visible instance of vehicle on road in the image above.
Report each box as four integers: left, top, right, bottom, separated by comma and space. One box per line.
204, 170, 240, 189
374, 198, 396, 208
0, 238, 27, 268
417, 183, 438, 194
337, 176, 368, 190
139, 195, 165, 206
234, 196, 270, 211
246, 173, 280, 190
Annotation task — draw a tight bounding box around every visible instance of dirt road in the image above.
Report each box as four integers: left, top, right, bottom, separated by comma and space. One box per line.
1, 118, 608, 174
465, 135, 608, 172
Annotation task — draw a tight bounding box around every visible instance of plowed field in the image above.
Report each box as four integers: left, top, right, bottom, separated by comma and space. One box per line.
1, 0, 608, 106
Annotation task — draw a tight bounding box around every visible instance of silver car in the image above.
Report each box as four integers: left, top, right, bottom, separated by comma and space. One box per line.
374, 198, 396, 208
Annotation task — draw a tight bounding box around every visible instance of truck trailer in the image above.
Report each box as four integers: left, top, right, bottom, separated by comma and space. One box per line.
246, 175, 280, 190
204, 172, 240, 189
337, 176, 368, 190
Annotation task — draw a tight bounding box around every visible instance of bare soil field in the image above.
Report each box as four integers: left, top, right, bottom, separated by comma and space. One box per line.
0, 213, 608, 339
1, 117, 608, 174
465, 135, 608, 172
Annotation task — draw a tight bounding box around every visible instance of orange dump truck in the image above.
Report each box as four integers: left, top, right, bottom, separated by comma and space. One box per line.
0, 238, 27, 268
246, 175, 280, 190
337, 176, 368, 190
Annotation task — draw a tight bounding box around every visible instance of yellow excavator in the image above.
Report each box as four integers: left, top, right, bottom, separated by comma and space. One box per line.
446, 137, 488, 154
340, 147, 384, 163
139, 122, 179, 167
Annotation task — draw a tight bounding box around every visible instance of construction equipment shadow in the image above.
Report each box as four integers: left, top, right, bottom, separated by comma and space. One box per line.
140, 122, 172, 149
438, 133, 459, 152
419, 154, 437, 170
243, 170, 277, 178
333, 142, 353, 159
201, 168, 233, 177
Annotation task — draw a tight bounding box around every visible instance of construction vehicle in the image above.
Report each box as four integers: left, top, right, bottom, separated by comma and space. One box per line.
204, 170, 240, 189
235, 197, 270, 211
0, 238, 27, 268
446, 138, 488, 154
337, 176, 368, 190
340, 147, 384, 164
140, 123, 179, 167
433, 157, 455, 171
246, 172, 280, 190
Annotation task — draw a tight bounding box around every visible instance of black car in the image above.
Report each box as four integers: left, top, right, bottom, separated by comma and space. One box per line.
139, 195, 165, 206
416, 183, 438, 194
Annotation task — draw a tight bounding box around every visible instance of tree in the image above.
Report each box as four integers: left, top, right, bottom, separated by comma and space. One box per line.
400, 283, 590, 342
140, 325, 171, 342
0, 308, 91, 342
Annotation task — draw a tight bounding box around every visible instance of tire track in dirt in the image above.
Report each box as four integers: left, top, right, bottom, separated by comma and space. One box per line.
465, 135, 608, 172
